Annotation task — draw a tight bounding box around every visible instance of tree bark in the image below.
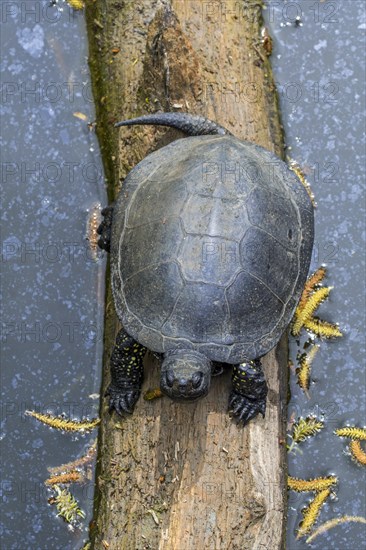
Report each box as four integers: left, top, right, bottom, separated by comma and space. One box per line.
85, 1, 287, 548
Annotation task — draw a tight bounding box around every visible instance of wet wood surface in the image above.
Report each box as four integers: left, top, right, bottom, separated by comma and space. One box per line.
85, 1, 287, 548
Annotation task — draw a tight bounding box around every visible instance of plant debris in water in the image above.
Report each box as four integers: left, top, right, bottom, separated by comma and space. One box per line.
302, 317, 342, 338
293, 416, 324, 442
293, 287, 331, 335
50, 485, 85, 523
291, 267, 342, 338
288, 270, 360, 540
298, 266, 326, 309
349, 440, 366, 466
86, 203, 102, 260
288, 159, 316, 207
296, 344, 319, 394
288, 473, 337, 537
45, 443, 97, 527
48, 440, 97, 475
335, 426, 366, 467
306, 515, 366, 543
46, 470, 83, 486
288, 416, 324, 453
334, 426, 366, 441
296, 488, 332, 539
288, 475, 337, 492
26, 410, 100, 432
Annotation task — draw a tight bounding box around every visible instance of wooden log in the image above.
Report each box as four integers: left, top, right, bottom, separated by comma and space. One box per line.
85, 1, 287, 548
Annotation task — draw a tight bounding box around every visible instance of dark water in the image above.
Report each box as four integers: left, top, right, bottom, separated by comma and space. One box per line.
263, 1, 366, 548
0, 1, 106, 548
1, 1, 365, 549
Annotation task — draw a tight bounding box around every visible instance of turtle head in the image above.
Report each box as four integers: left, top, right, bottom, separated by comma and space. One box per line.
160, 349, 212, 401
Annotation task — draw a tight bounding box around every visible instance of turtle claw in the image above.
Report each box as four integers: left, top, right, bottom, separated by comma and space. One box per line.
106, 384, 140, 416
228, 391, 266, 427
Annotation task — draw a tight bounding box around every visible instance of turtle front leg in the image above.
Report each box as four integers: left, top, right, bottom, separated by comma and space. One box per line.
106, 329, 146, 415
97, 204, 114, 253
229, 359, 268, 426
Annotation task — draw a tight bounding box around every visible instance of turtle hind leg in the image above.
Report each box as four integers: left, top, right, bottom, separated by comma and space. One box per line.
106, 329, 146, 415
97, 204, 114, 253
228, 359, 268, 426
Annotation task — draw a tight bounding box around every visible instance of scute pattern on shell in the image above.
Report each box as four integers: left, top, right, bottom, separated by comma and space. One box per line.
111, 135, 313, 363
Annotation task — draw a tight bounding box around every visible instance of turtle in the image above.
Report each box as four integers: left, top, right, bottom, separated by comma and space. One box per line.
97, 112, 314, 426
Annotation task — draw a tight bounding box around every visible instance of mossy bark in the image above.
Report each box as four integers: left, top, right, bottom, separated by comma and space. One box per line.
85, 1, 287, 548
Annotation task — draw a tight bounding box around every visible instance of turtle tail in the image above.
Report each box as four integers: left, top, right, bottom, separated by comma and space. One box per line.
114, 112, 230, 136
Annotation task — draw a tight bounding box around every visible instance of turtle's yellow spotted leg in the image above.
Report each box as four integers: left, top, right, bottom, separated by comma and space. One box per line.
229, 359, 268, 426
106, 329, 146, 415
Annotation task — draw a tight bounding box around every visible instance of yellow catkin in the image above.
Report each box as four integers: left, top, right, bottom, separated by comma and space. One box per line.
297, 345, 319, 391
86, 204, 102, 260
306, 515, 366, 543
334, 427, 366, 441
297, 360, 310, 392
298, 267, 327, 310
46, 471, 82, 486
307, 266, 327, 287
297, 488, 331, 538
53, 485, 85, 522
292, 287, 332, 335
288, 160, 316, 207
292, 417, 324, 443
48, 441, 97, 475
288, 476, 337, 492
303, 317, 342, 339
26, 411, 100, 432
143, 388, 163, 401
349, 441, 366, 466
66, 0, 85, 10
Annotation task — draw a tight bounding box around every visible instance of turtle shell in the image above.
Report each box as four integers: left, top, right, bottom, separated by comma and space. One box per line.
111, 135, 313, 363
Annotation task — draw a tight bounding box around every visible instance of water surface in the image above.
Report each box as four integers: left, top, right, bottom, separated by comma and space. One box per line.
263, 1, 366, 548
1, 2, 106, 548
